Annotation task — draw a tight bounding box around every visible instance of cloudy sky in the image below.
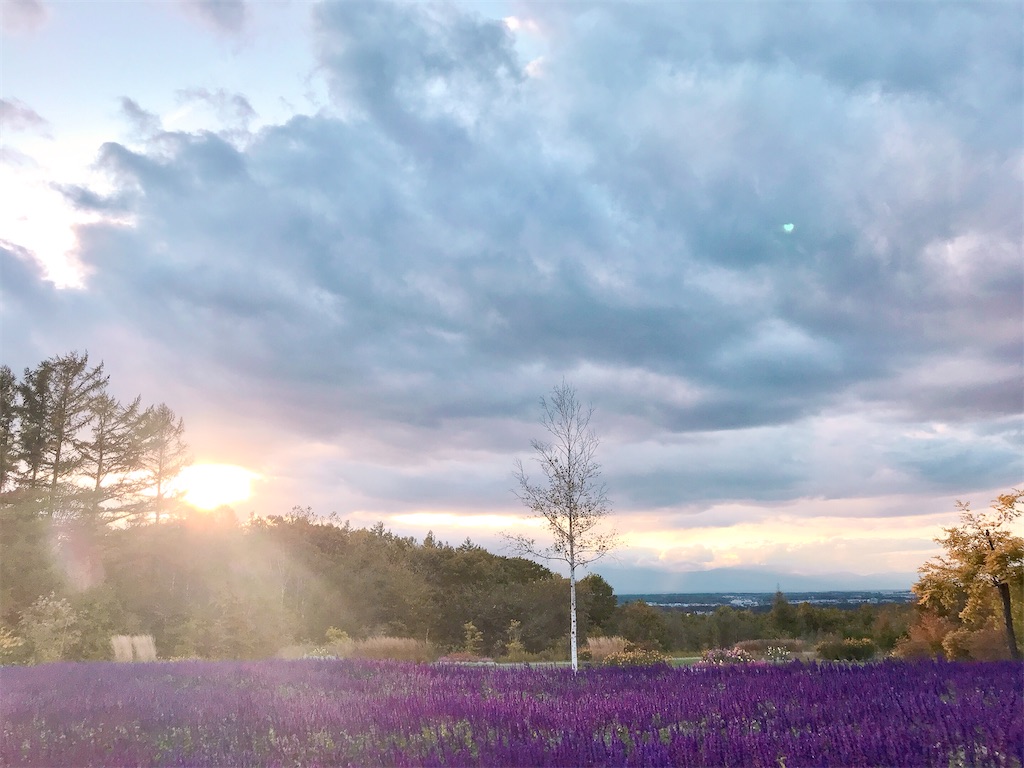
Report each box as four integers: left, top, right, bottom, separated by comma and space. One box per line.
2, 0, 1021, 591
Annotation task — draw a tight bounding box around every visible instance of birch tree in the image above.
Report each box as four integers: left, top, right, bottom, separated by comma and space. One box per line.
509, 382, 615, 672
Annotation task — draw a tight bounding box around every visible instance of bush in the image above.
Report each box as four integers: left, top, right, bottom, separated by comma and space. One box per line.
816, 637, 876, 661
700, 647, 756, 666
462, 622, 483, 656
586, 635, 628, 662
497, 647, 551, 663
278, 635, 437, 663
893, 614, 958, 660
351, 636, 436, 663
733, 638, 805, 657
19, 592, 81, 663
601, 647, 669, 668
941, 625, 1015, 661
0, 625, 28, 665
766, 645, 792, 663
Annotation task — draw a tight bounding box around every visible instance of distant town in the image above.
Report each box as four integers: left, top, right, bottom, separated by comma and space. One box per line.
619, 590, 916, 614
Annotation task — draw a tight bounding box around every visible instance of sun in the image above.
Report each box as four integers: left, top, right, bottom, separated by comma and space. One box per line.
173, 464, 260, 510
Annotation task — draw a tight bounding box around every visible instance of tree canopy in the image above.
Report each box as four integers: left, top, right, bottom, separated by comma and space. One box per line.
0, 352, 189, 524
904, 490, 1023, 660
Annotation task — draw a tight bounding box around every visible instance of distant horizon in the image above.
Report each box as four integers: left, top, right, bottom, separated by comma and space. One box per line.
617, 589, 915, 597
590, 564, 917, 595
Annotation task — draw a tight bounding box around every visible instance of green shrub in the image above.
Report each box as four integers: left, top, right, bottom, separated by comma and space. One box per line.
816, 637, 876, 661
462, 622, 483, 656
19, 592, 81, 663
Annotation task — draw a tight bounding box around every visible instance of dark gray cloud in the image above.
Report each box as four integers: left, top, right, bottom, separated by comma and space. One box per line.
7, 0, 1022, 520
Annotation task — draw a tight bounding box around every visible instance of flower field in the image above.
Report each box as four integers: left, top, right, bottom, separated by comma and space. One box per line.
1, 659, 1021, 767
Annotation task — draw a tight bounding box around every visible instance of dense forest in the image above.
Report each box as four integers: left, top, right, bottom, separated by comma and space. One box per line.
1, 353, 1019, 664
1, 502, 919, 664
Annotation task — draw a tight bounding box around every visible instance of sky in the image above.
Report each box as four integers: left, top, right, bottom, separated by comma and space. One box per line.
2, 0, 1022, 593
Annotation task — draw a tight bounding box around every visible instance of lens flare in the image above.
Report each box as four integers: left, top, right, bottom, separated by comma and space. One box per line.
173, 464, 260, 510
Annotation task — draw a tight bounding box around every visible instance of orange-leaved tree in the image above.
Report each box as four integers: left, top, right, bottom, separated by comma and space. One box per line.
910, 490, 1023, 660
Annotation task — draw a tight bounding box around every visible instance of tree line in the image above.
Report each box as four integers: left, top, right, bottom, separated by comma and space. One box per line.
0, 353, 1019, 665
2, 491, 1019, 664
0, 506, 623, 663
1, 502, 925, 665
0, 352, 190, 523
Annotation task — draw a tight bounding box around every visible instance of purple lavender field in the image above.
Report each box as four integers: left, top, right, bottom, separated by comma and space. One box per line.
2, 659, 1021, 767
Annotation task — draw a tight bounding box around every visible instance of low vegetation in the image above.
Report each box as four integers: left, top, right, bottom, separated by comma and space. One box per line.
3, 659, 1019, 767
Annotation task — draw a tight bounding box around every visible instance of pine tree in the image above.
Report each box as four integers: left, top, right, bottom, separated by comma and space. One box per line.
35, 353, 108, 518
14, 361, 53, 490
80, 393, 147, 520
138, 404, 190, 523
0, 366, 17, 493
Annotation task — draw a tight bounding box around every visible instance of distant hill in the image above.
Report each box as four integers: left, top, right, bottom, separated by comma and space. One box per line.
594, 565, 916, 594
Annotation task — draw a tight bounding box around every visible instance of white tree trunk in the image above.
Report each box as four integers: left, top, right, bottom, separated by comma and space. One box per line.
569, 565, 578, 673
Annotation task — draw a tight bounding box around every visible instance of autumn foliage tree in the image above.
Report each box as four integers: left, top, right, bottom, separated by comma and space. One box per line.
905, 490, 1023, 660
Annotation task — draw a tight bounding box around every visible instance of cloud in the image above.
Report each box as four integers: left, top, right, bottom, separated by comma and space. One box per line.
52, 184, 131, 215
0, 99, 50, 135
118, 98, 162, 136
175, 88, 256, 130
178, 0, 247, 34
315, 1, 522, 133
0, 0, 49, 33
7, 1, 1021, 568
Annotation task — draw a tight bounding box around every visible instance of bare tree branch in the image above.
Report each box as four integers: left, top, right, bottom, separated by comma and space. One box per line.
506, 381, 617, 671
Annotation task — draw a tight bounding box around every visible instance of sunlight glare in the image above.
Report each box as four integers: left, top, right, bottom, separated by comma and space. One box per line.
174, 464, 261, 510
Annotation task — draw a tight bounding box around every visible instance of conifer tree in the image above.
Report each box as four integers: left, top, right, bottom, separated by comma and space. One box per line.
138, 404, 190, 523
33, 353, 109, 518
14, 361, 53, 490
80, 393, 146, 519
0, 366, 16, 493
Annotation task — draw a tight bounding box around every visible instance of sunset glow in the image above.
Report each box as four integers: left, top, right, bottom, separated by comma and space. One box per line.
174, 464, 261, 511
391, 512, 547, 531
